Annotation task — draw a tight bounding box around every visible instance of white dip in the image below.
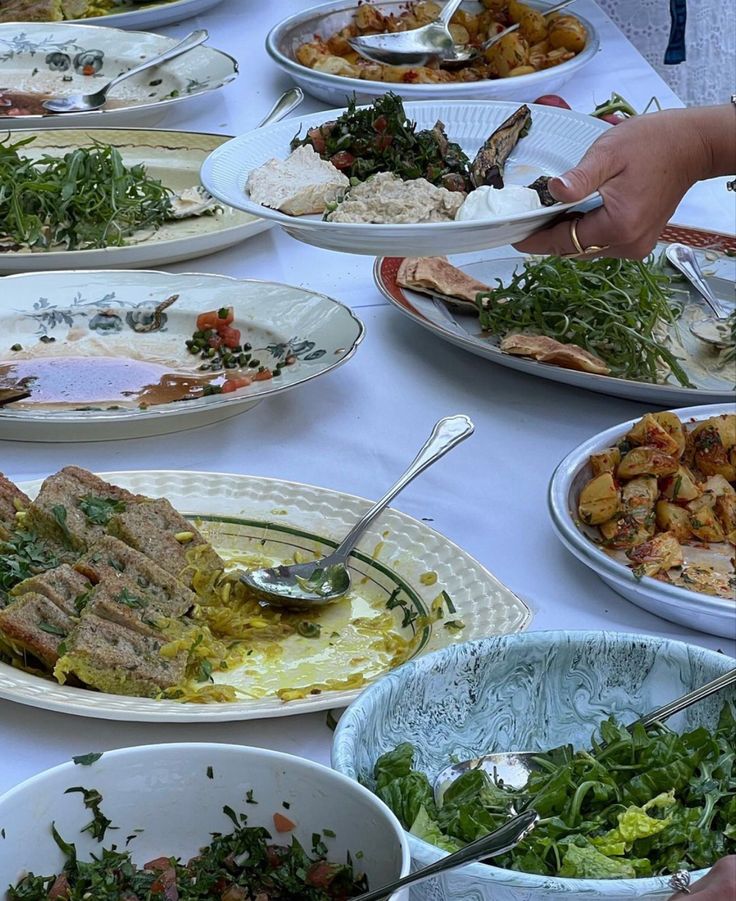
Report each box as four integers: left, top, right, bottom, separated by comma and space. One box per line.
456, 184, 543, 221
326, 172, 464, 224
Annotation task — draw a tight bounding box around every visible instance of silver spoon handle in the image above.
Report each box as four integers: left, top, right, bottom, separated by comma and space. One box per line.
329, 415, 474, 565
104, 29, 208, 94
482, 0, 576, 50
634, 667, 736, 730
668, 245, 731, 320
436, 0, 465, 27
257, 87, 304, 128
353, 809, 539, 901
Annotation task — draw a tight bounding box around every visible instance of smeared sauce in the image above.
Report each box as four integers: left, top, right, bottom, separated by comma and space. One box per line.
0, 356, 215, 409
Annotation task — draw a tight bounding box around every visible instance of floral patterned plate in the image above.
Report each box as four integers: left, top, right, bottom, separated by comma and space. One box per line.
0, 269, 364, 441
0, 128, 271, 272
0, 22, 237, 129
2, 0, 225, 31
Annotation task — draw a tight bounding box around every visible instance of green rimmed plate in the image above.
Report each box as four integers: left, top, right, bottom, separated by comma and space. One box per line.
0, 470, 532, 721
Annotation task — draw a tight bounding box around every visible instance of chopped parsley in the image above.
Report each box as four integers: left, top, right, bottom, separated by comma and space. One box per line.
116, 588, 147, 609
78, 495, 126, 526
72, 752, 103, 767
0, 530, 60, 593
63, 787, 114, 842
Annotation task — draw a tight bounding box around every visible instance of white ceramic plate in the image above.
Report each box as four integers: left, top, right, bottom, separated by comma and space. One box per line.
266, 0, 600, 106
38, 0, 225, 30
0, 269, 364, 442
0, 470, 532, 721
549, 404, 736, 638
0, 128, 270, 272
0, 744, 410, 901
0, 23, 237, 129
374, 245, 736, 405
200, 99, 609, 256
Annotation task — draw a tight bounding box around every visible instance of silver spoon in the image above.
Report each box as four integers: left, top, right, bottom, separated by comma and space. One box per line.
43, 29, 208, 114
434, 666, 736, 804
256, 86, 303, 128
240, 414, 474, 609
352, 809, 539, 901
665, 243, 734, 350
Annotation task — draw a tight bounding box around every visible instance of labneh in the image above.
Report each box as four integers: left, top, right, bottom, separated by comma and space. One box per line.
246, 145, 349, 216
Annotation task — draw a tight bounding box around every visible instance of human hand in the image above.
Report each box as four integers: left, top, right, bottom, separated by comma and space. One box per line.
513, 107, 726, 259
667, 856, 736, 898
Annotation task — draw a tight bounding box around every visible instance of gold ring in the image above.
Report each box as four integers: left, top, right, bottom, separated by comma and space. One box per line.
562, 219, 610, 258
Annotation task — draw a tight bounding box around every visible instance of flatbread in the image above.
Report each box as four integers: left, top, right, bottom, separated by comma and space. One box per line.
500, 334, 610, 375
397, 256, 491, 305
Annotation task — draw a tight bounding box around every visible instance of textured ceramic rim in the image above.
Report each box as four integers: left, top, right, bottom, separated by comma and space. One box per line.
0, 742, 413, 889
0, 469, 532, 722
199, 99, 606, 231
332, 629, 733, 893
372, 247, 736, 405
0, 22, 238, 125
0, 268, 365, 426
548, 403, 736, 617
265, 0, 600, 100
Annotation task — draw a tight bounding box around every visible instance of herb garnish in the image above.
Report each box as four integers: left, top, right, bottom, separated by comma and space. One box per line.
0, 530, 60, 593
72, 752, 103, 767
477, 256, 692, 385
78, 495, 126, 526
63, 787, 114, 842
116, 588, 147, 609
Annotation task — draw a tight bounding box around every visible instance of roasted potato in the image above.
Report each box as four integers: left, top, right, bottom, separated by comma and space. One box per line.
507, 0, 528, 23
578, 472, 621, 525
626, 531, 683, 577
704, 474, 736, 497
519, 8, 548, 44
548, 14, 587, 52
689, 506, 726, 543
622, 476, 658, 521
590, 447, 621, 477
600, 514, 655, 549
627, 414, 683, 458
693, 427, 736, 481
484, 32, 530, 75
715, 493, 736, 544
659, 466, 702, 503
617, 447, 679, 480
655, 501, 692, 542
354, 3, 386, 31
691, 414, 736, 449
651, 411, 687, 456
449, 23, 470, 44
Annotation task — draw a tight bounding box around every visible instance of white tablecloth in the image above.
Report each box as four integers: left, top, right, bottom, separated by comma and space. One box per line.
0, 0, 734, 795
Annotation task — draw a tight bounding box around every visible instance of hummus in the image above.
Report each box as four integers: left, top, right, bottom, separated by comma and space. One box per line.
326, 172, 464, 224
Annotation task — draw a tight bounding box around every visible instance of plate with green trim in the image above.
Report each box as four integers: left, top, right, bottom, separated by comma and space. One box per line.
0, 470, 532, 721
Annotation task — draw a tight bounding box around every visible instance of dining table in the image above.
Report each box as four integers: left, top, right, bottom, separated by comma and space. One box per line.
0, 0, 734, 798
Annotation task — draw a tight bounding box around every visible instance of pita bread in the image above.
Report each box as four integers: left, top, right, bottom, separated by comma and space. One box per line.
500, 334, 610, 375
397, 256, 491, 305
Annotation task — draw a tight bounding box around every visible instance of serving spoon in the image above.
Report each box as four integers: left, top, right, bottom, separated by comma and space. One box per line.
348, 0, 576, 69
43, 29, 208, 114
433, 667, 736, 804
239, 414, 474, 609
352, 809, 539, 901
665, 243, 734, 349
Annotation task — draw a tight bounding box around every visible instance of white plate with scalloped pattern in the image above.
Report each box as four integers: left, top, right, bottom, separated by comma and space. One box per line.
0, 470, 532, 721
200, 99, 609, 256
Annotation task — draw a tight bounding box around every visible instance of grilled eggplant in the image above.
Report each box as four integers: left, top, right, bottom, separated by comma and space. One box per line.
471, 105, 532, 189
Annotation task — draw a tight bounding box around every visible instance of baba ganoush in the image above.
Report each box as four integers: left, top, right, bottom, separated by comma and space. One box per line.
326, 172, 464, 224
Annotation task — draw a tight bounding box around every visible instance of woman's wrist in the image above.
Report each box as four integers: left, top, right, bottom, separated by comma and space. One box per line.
687, 104, 736, 180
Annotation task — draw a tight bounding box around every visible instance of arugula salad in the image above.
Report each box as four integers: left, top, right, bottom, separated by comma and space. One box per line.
373, 704, 736, 879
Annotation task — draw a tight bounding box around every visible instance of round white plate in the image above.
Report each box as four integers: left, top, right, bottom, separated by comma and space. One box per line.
0, 23, 237, 130
69, 0, 225, 30
374, 245, 736, 405
549, 404, 736, 638
266, 0, 600, 106
0, 470, 532, 721
0, 128, 270, 272
200, 99, 609, 256
0, 269, 364, 441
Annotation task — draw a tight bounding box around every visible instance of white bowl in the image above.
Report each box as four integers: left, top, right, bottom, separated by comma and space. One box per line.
0, 743, 411, 899
549, 403, 736, 638
266, 0, 600, 105
200, 99, 608, 257
332, 630, 735, 900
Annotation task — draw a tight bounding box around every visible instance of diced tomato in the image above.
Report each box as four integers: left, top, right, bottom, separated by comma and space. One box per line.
82, 64, 95, 76
273, 812, 296, 832
534, 94, 571, 109
47, 874, 70, 899
307, 125, 331, 154
150, 866, 178, 901
306, 860, 340, 889
375, 133, 393, 151
196, 307, 233, 331
373, 115, 388, 132
221, 376, 252, 393
266, 844, 286, 868
218, 325, 241, 348
144, 857, 172, 871
253, 369, 274, 381
330, 150, 355, 170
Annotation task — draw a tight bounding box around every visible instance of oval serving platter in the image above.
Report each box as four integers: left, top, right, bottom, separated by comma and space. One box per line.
0, 23, 237, 129
0, 128, 271, 272
1, 0, 226, 30
374, 240, 736, 405
0, 470, 532, 721
0, 269, 364, 441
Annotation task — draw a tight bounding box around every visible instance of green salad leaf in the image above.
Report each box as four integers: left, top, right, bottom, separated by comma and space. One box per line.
373, 704, 736, 878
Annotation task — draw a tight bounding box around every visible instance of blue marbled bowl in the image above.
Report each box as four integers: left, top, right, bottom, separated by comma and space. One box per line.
332, 630, 735, 901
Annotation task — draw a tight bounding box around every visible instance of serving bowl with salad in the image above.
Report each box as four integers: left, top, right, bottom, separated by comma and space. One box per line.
332, 629, 736, 900
0, 743, 411, 900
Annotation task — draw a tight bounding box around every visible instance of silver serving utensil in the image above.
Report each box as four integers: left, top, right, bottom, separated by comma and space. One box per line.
666, 243, 732, 321
351, 809, 539, 901
434, 667, 736, 804
257, 86, 303, 128
240, 414, 474, 609
43, 29, 208, 114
